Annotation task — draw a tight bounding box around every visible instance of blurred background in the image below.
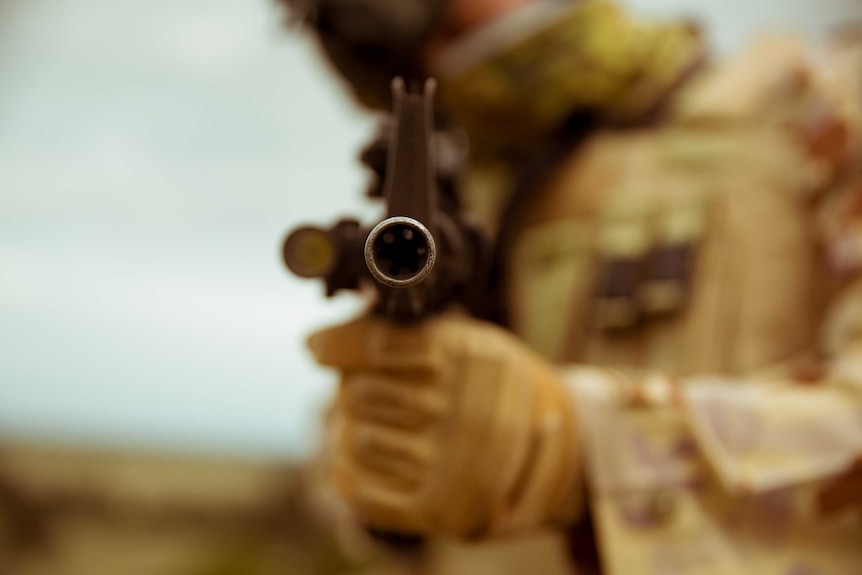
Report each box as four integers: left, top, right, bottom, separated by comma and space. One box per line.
1, 0, 861, 462
0, 0, 861, 573
0, 0, 380, 460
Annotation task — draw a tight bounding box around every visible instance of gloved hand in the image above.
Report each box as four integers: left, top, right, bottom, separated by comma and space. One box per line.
308, 313, 582, 537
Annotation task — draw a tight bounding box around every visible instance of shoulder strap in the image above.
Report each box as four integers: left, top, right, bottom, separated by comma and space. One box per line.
483, 112, 599, 326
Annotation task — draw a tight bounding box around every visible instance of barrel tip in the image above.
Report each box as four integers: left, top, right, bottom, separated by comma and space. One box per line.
364, 216, 436, 288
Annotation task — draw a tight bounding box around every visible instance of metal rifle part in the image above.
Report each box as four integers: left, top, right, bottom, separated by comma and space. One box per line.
282, 77, 492, 323
367, 77, 439, 320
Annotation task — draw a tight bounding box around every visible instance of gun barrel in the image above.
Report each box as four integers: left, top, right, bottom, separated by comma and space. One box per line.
364, 216, 436, 288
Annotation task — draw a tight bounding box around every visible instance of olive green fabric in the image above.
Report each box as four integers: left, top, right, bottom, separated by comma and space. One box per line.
433, 0, 705, 158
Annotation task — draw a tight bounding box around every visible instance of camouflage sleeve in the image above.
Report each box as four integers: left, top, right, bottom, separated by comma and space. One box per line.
815, 32, 862, 385
682, 377, 862, 495
564, 367, 862, 500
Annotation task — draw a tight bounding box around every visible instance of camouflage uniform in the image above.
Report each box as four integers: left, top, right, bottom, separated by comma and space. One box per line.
441, 4, 862, 573
286, 0, 862, 572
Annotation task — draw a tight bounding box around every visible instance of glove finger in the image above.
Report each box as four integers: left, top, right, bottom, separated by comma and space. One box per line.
342, 372, 449, 429
335, 467, 426, 533
307, 315, 454, 372
342, 420, 433, 485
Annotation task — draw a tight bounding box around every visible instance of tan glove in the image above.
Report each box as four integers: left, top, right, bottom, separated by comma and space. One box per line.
308, 313, 582, 537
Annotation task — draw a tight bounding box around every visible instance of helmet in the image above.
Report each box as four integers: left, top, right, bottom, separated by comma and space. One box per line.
280, 0, 452, 109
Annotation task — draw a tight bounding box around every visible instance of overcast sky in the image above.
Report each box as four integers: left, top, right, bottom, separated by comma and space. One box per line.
0, 0, 860, 460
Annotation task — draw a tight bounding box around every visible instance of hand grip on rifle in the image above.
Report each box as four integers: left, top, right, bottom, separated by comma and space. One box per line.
282, 78, 492, 560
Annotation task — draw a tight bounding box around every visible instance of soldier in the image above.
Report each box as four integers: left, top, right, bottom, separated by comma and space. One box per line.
283, 0, 862, 573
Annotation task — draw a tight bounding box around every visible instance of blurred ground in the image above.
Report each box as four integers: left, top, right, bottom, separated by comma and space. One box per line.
0, 441, 572, 575
0, 440, 362, 574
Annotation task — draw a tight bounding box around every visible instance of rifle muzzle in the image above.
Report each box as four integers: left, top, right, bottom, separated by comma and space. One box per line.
365, 216, 436, 288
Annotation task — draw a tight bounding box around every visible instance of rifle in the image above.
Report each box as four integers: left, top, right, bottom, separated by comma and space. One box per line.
283, 77, 492, 324
282, 78, 492, 564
